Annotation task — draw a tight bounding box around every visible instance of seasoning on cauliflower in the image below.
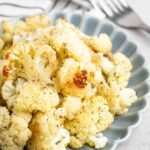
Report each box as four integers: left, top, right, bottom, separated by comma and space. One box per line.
27, 110, 70, 150
64, 96, 113, 148
85, 33, 112, 54
56, 58, 103, 98
13, 81, 60, 113
0, 107, 32, 150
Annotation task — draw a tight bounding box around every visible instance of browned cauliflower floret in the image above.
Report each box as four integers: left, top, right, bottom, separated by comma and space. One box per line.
56, 58, 103, 98
0, 107, 32, 150
49, 19, 92, 62
3, 41, 58, 84
64, 96, 113, 149
13, 81, 59, 113
27, 110, 70, 150
85, 33, 112, 54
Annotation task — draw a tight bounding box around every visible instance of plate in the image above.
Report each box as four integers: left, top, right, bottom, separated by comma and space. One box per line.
49, 12, 149, 150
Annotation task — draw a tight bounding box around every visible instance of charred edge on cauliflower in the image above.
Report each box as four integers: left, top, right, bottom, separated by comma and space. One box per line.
3, 63, 14, 77
73, 70, 87, 88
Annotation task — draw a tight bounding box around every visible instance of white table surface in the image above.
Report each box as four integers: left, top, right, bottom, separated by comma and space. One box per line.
114, 0, 150, 150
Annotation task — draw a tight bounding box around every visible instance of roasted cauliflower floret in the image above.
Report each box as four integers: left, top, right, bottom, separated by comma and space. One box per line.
62, 96, 82, 120
114, 88, 137, 115
13, 81, 59, 113
64, 96, 113, 148
98, 83, 137, 114
89, 133, 108, 149
85, 33, 112, 54
18, 43, 58, 83
56, 58, 103, 98
113, 52, 132, 71
98, 82, 118, 114
0, 107, 32, 150
92, 96, 114, 132
92, 53, 115, 76
108, 52, 133, 89
50, 128, 70, 150
4, 41, 58, 83
49, 20, 92, 62
27, 110, 70, 150
2, 78, 26, 109
2, 79, 16, 109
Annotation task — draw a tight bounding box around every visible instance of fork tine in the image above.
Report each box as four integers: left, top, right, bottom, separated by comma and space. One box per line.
117, 0, 130, 10
89, 0, 108, 17
90, 0, 109, 17
104, 0, 119, 16
97, 0, 113, 17
97, 4, 109, 17
111, 0, 123, 12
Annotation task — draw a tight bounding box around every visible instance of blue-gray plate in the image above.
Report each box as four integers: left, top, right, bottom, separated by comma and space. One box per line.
50, 12, 149, 150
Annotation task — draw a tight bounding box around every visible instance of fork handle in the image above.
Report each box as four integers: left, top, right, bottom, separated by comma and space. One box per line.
140, 23, 150, 33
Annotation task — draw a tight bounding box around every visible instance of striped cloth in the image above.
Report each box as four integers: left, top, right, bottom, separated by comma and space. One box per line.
0, 0, 105, 20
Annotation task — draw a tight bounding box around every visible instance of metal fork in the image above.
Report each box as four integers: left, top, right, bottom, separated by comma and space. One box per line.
89, 0, 150, 33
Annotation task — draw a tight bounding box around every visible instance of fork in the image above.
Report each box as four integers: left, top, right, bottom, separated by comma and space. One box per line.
89, 0, 150, 33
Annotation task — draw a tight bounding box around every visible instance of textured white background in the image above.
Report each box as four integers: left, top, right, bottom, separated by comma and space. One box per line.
116, 0, 150, 150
